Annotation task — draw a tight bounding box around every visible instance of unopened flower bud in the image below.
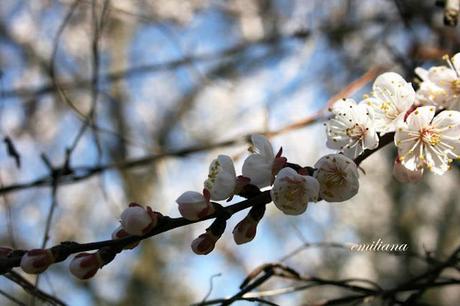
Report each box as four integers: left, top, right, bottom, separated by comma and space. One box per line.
271, 167, 320, 215
120, 203, 158, 236
111, 226, 139, 249
393, 158, 423, 183
314, 154, 359, 202
20, 249, 54, 274
176, 190, 214, 221
191, 231, 219, 255
69, 252, 103, 280
233, 216, 258, 245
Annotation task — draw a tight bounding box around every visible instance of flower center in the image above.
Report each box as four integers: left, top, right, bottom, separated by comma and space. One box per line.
323, 166, 347, 187
450, 79, 460, 95
346, 124, 367, 139
284, 184, 305, 202
420, 128, 441, 146
380, 101, 391, 112
205, 160, 221, 189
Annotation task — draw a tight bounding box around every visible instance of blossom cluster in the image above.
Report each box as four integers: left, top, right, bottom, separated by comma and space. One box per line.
326, 54, 460, 180
7, 53, 460, 281
175, 135, 360, 255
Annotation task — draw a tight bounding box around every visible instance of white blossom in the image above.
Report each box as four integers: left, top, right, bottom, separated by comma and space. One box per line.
120, 204, 158, 236
392, 158, 423, 183
365, 72, 415, 135
69, 253, 102, 280
326, 98, 379, 158
415, 53, 460, 110
270, 167, 319, 215
395, 106, 460, 175
314, 154, 359, 202
176, 190, 214, 221
204, 155, 237, 200
242, 134, 287, 188
20, 249, 54, 274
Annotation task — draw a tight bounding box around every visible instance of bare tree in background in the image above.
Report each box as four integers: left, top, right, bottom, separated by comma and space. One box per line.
0, 0, 459, 305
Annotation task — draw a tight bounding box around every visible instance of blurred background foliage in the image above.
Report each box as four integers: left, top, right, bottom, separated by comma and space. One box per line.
0, 0, 459, 305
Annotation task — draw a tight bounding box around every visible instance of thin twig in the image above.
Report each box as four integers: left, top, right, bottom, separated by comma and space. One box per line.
3, 271, 66, 306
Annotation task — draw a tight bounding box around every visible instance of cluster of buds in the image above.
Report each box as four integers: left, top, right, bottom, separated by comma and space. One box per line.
176, 133, 362, 255
67, 203, 161, 280
176, 134, 289, 254
9, 202, 160, 280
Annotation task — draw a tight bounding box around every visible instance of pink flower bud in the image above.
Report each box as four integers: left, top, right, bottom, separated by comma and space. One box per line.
176, 190, 214, 221
0, 247, 13, 257
69, 252, 103, 280
111, 226, 140, 249
393, 158, 423, 183
233, 216, 258, 245
191, 231, 219, 255
20, 249, 54, 274
120, 203, 158, 236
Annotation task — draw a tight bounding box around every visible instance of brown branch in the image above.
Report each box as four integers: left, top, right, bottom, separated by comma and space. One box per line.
0, 190, 271, 275
198, 247, 460, 306
354, 132, 395, 166
2, 30, 310, 99
3, 271, 65, 306
0, 124, 392, 274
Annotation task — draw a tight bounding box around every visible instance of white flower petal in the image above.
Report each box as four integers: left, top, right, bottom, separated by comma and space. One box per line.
204, 155, 237, 200
406, 106, 436, 130
415, 67, 429, 81
452, 52, 460, 72
425, 146, 449, 175
428, 66, 457, 84
251, 134, 274, 161
363, 126, 379, 150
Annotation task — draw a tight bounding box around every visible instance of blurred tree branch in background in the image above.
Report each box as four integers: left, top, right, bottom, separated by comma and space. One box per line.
0, 0, 460, 305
